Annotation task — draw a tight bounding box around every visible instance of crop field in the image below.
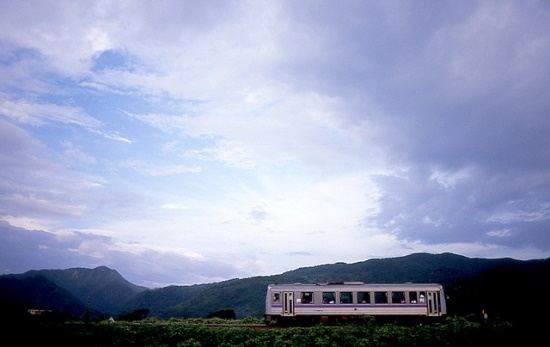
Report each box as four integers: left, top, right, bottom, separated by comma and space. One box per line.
5, 315, 543, 347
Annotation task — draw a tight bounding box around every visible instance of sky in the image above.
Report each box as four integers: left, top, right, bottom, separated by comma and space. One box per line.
1, 0, 549, 288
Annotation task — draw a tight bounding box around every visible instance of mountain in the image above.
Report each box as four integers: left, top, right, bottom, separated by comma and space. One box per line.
121, 252, 550, 319
273, 252, 512, 285
1, 253, 549, 323
0, 266, 147, 317
0, 274, 87, 318
445, 259, 550, 327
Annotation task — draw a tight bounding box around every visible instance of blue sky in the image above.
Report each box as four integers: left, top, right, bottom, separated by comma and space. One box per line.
1, 0, 549, 287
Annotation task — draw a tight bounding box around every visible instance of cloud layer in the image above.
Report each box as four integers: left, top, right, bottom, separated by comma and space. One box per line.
1, 1, 549, 286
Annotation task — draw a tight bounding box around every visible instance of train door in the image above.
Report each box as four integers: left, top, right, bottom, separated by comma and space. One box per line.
426, 291, 440, 316
282, 292, 295, 316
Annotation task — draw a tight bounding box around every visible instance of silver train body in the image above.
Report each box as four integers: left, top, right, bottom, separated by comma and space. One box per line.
265, 282, 447, 322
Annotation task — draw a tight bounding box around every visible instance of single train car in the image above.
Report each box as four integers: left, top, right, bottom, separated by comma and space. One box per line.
265, 282, 446, 323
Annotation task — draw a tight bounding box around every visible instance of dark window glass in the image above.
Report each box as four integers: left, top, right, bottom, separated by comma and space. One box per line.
301, 292, 313, 304
392, 291, 405, 303
273, 293, 280, 303
409, 291, 418, 303
358, 292, 370, 303
323, 292, 336, 304
375, 291, 388, 304
340, 292, 353, 304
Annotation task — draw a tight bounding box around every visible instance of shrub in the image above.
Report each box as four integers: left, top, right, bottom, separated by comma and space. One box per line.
206, 309, 236, 319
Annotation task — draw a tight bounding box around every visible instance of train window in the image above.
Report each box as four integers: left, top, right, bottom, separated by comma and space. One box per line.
323, 292, 336, 304
301, 292, 313, 304
419, 291, 426, 303
273, 293, 280, 303
374, 291, 388, 304
357, 291, 370, 303
392, 291, 405, 303
409, 291, 418, 303
340, 292, 353, 304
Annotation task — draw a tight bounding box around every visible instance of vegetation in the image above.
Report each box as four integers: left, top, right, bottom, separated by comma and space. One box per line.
2, 253, 549, 327
121, 254, 550, 319
2, 315, 540, 347
3, 253, 547, 346
118, 308, 150, 321
0, 266, 146, 317
207, 308, 236, 319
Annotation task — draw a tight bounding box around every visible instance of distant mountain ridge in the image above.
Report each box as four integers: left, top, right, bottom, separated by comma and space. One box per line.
278, 252, 492, 285
1, 266, 147, 316
121, 252, 550, 318
1, 253, 549, 321
0, 274, 87, 318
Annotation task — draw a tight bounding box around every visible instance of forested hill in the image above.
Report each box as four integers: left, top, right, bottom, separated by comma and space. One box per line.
273, 252, 513, 286
0, 266, 147, 317
1, 253, 549, 321
121, 252, 550, 319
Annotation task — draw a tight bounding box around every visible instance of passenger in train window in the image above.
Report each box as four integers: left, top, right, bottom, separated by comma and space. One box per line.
410, 291, 418, 303
273, 293, 280, 302
375, 291, 388, 304
358, 292, 370, 303
340, 292, 353, 304
392, 291, 406, 304
301, 292, 313, 304
323, 292, 336, 304
419, 292, 426, 303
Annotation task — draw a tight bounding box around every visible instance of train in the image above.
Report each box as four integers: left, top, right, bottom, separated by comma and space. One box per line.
265, 282, 447, 323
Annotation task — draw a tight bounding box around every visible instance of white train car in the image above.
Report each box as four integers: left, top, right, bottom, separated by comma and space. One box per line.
265, 282, 446, 323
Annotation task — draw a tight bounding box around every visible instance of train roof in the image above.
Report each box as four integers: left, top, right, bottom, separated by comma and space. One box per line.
267, 282, 443, 291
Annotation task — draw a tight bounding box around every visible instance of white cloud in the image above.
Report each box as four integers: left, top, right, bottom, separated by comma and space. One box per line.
430, 167, 472, 190
161, 203, 190, 210
121, 159, 201, 176
0, 215, 55, 232
0, 1, 549, 285
0, 98, 133, 143
61, 141, 97, 165
487, 229, 511, 238
184, 141, 255, 168
487, 204, 550, 224
87, 27, 111, 52
0, 99, 101, 127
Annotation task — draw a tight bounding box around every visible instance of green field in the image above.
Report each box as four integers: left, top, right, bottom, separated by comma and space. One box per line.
5, 315, 543, 347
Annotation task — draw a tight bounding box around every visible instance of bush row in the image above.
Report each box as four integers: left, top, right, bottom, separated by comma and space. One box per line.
8, 316, 536, 347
